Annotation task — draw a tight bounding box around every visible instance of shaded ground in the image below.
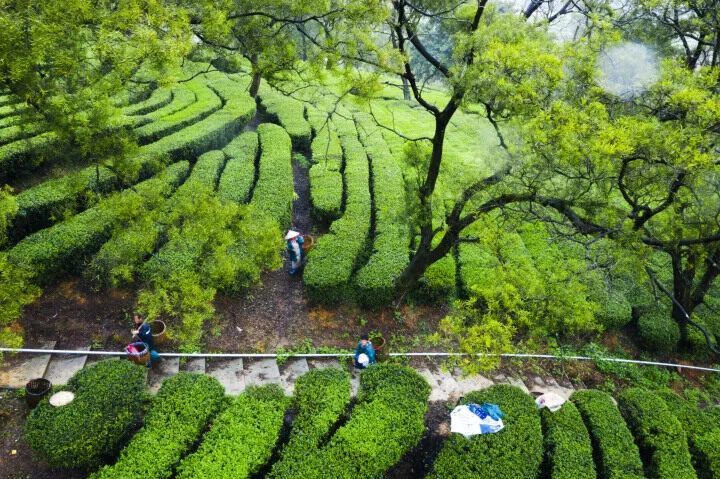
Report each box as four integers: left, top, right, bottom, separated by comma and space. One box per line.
0, 391, 80, 479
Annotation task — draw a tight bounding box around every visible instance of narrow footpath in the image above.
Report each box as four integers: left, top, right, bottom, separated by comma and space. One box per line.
213, 152, 313, 350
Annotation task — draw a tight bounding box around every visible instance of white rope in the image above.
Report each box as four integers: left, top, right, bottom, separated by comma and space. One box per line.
1, 348, 719, 373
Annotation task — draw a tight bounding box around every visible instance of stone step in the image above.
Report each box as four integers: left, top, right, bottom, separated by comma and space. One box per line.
44, 346, 90, 386
245, 358, 281, 388
452, 369, 493, 396
148, 357, 180, 394
507, 376, 530, 394
0, 341, 56, 389
184, 357, 206, 374
207, 358, 245, 396
418, 367, 461, 402
279, 358, 309, 395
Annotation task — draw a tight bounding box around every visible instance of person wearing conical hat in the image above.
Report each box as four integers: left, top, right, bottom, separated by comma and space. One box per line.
285, 229, 305, 275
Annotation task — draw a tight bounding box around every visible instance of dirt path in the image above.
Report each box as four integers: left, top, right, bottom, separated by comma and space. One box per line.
212, 153, 313, 350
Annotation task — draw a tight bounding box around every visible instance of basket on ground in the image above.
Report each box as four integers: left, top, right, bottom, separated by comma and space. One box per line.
25, 378, 52, 408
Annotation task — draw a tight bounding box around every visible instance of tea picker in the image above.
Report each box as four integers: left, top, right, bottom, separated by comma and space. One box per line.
354, 333, 377, 369
128, 313, 160, 368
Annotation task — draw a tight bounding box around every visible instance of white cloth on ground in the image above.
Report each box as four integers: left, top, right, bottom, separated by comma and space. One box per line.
535, 392, 566, 412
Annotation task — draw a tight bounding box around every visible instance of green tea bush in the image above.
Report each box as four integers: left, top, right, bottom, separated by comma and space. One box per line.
135, 80, 221, 144
571, 389, 644, 479
304, 116, 372, 303
595, 289, 632, 330
0, 132, 58, 180
0, 112, 24, 128
658, 390, 720, 479
8, 162, 188, 283
354, 113, 410, 305
275, 364, 429, 478
250, 123, 293, 228
638, 309, 680, 354
176, 385, 288, 479
269, 368, 351, 478
218, 131, 257, 204
695, 429, 720, 479
258, 85, 311, 150
11, 165, 118, 243
25, 360, 147, 469
541, 401, 596, 479
618, 388, 697, 479
91, 373, 225, 479
0, 94, 17, 107
0, 102, 29, 118
0, 122, 45, 146
122, 87, 173, 116
417, 249, 456, 301
308, 113, 343, 222
89, 152, 222, 289
431, 384, 543, 479
141, 86, 197, 121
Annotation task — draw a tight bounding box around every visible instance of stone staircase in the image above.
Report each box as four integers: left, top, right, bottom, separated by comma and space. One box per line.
0, 346, 576, 401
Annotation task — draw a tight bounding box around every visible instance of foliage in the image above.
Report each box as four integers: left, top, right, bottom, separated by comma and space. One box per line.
250, 123, 293, 229
617, 388, 697, 479
258, 85, 312, 150
308, 109, 343, 223
541, 402, 596, 479
0, 253, 40, 354
90, 372, 226, 479
269, 368, 351, 478
0, 184, 16, 246
637, 308, 680, 354
177, 385, 288, 479
304, 114, 372, 303
25, 360, 147, 470
353, 112, 410, 305
571, 389, 644, 479
275, 364, 429, 478
658, 390, 720, 479
431, 384, 543, 479
8, 162, 189, 283
135, 80, 222, 144
218, 131, 258, 204
0, 0, 191, 166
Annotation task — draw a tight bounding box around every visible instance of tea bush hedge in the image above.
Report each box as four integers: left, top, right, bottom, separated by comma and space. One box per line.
638, 309, 680, 354
122, 87, 173, 116
258, 85, 311, 150
659, 390, 720, 479
90, 373, 226, 479
307, 109, 343, 222
0, 122, 45, 146
7, 73, 253, 244
25, 359, 146, 469
89, 153, 221, 288
541, 401, 596, 479
11, 165, 118, 243
135, 80, 221, 144
571, 389, 644, 479
417, 247, 456, 301
141, 86, 197, 122
8, 161, 188, 283
274, 364, 429, 478
431, 384, 543, 479
0, 102, 29, 118
176, 385, 288, 479
353, 113, 410, 305
0, 132, 58, 180
618, 388, 697, 479
141, 151, 226, 280
269, 368, 351, 479
218, 131, 257, 204
0, 112, 24, 128
250, 123, 293, 228
304, 115, 372, 303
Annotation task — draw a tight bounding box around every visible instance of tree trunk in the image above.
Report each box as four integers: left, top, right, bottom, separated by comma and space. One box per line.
671, 252, 695, 351
249, 69, 262, 98
402, 76, 411, 101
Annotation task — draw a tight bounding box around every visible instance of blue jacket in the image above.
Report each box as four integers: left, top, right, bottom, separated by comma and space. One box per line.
287, 236, 304, 262
136, 323, 154, 350
354, 341, 376, 365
